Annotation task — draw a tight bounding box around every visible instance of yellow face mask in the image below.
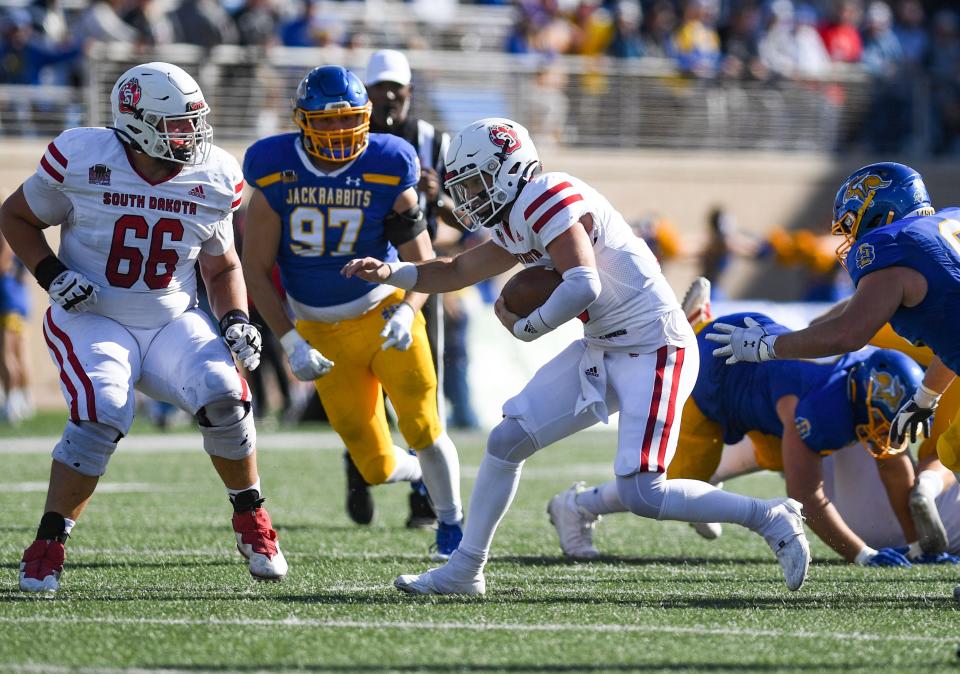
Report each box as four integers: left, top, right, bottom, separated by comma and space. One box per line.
294, 102, 372, 163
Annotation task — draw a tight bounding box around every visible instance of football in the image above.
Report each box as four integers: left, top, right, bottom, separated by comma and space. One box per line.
499, 266, 562, 317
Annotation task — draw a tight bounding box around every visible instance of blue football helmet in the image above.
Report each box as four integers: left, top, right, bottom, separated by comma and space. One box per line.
293, 65, 371, 163
831, 162, 934, 268
847, 349, 924, 458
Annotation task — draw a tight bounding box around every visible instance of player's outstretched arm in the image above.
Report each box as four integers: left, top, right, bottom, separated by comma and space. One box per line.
873, 452, 919, 546
342, 238, 517, 294
778, 396, 909, 567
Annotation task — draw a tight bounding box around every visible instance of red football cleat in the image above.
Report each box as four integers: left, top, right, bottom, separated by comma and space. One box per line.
232, 508, 288, 581
19, 540, 65, 594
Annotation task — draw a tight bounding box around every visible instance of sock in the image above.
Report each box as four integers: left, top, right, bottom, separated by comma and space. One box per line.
457, 452, 524, 571
917, 470, 945, 499
63, 517, 75, 537
36, 511, 70, 543
659, 478, 766, 530
616, 472, 766, 530
575, 480, 627, 517
228, 479, 263, 513
416, 433, 463, 525
384, 446, 422, 483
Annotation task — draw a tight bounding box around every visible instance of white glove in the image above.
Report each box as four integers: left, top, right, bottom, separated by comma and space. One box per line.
889, 384, 939, 449
223, 323, 262, 371
49, 270, 98, 313
280, 329, 334, 381
705, 316, 779, 364
380, 302, 415, 351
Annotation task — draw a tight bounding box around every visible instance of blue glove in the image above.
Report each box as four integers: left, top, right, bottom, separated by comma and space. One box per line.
894, 547, 960, 565
867, 547, 912, 567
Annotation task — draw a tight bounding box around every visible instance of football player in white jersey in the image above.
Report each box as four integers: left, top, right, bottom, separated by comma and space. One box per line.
0, 62, 287, 593
342, 117, 811, 595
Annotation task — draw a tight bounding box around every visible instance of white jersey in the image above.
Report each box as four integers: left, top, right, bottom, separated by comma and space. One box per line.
24, 127, 244, 329
494, 171, 691, 351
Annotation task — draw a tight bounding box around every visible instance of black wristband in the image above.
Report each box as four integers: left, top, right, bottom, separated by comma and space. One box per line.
34, 255, 69, 291
218, 309, 250, 336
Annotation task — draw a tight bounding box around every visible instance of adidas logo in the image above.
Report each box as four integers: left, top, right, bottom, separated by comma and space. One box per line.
188, 185, 206, 199
523, 322, 537, 334
584, 366, 599, 377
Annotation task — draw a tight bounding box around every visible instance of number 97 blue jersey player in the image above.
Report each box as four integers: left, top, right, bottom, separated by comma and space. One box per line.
705, 162, 960, 595
240, 66, 463, 556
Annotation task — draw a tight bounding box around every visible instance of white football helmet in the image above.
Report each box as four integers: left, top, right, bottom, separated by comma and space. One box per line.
444, 118, 540, 231
110, 62, 212, 166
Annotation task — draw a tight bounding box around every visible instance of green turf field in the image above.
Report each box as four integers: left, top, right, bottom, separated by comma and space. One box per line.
2, 427, 959, 673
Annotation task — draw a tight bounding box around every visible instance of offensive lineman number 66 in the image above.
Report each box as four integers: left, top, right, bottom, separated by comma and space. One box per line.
105, 214, 184, 289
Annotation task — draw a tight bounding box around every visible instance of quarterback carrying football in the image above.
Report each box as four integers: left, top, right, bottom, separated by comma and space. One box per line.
1, 62, 287, 593
343, 117, 810, 595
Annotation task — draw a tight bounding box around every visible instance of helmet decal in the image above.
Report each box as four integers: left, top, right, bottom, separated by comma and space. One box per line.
488, 124, 521, 155
868, 367, 906, 415
117, 78, 141, 115
843, 174, 892, 203
186, 100, 205, 112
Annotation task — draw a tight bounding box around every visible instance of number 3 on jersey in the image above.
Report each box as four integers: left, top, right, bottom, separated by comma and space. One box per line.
289, 206, 363, 257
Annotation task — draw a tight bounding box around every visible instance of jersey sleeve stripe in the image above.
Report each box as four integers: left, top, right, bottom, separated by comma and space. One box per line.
47, 142, 68, 169
254, 173, 281, 188
531, 194, 584, 233
362, 173, 401, 186
231, 197, 243, 209
40, 156, 65, 183
234, 181, 245, 193
523, 181, 573, 220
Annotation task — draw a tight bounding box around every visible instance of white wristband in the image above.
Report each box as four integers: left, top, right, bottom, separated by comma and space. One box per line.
915, 383, 941, 409
280, 329, 305, 356
854, 546, 877, 566
763, 334, 778, 360
385, 261, 418, 290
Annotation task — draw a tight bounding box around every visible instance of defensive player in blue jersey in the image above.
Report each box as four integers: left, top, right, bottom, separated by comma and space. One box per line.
706, 163, 960, 590
240, 65, 463, 558
548, 310, 952, 567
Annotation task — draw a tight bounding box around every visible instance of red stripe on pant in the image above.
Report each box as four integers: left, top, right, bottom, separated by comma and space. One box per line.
639, 345, 669, 472
45, 308, 98, 423
655, 347, 685, 471
42, 315, 79, 421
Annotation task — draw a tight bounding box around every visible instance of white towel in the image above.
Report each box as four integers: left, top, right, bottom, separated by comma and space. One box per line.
574, 346, 609, 425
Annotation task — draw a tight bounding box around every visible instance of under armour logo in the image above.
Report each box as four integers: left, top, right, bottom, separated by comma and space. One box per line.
345, 177, 361, 187
745, 341, 756, 348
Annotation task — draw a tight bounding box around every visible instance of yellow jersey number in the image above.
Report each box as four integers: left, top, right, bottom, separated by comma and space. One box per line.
289, 206, 364, 257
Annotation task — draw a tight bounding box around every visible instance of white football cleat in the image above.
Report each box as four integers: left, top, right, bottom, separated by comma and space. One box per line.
547, 482, 600, 560
233, 508, 288, 581
757, 498, 810, 592
909, 482, 948, 554
681, 276, 712, 325
395, 551, 485, 596
689, 521, 723, 540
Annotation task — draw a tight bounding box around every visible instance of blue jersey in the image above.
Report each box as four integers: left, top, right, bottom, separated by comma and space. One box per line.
694, 312, 870, 454
242, 132, 419, 308
847, 208, 960, 374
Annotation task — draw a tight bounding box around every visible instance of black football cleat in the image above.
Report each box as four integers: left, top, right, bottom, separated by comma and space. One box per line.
344, 451, 374, 525
406, 480, 437, 529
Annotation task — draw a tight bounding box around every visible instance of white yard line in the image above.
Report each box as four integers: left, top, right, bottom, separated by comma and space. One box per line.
0, 615, 949, 644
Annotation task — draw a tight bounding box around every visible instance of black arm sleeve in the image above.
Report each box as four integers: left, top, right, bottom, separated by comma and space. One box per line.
383, 205, 427, 247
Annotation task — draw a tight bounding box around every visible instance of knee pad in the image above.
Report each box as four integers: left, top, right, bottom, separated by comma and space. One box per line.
487, 417, 538, 463
616, 472, 667, 520
52, 420, 122, 477
197, 399, 256, 460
